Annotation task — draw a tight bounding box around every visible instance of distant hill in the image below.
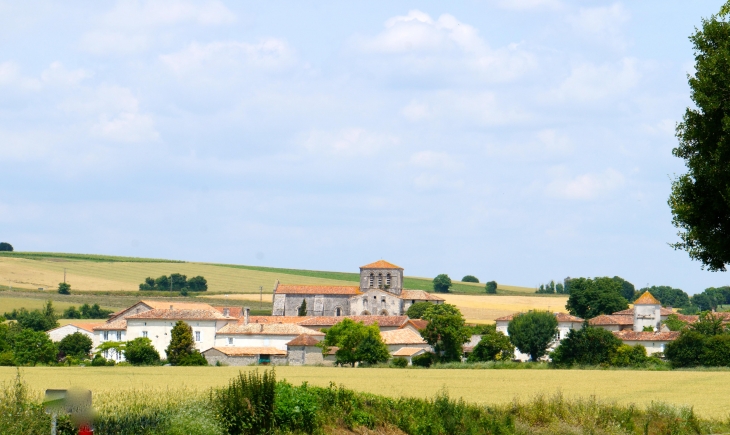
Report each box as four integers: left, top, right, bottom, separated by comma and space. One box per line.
0, 251, 541, 295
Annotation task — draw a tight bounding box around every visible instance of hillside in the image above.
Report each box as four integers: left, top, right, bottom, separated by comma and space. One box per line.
0, 251, 541, 295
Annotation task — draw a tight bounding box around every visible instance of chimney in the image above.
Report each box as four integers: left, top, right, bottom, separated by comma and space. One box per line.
169, 304, 173, 310
223, 307, 230, 317
244, 307, 250, 325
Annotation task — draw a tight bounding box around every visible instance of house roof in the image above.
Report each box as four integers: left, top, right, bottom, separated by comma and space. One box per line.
205, 346, 287, 356
48, 322, 99, 333
213, 307, 244, 318
93, 318, 127, 331
400, 290, 444, 301
360, 260, 403, 270
217, 323, 324, 336
125, 308, 233, 321
249, 316, 308, 324
613, 307, 674, 316
675, 314, 699, 323
275, 285, 360, 295
392, 347, 427, 357
633, 291, 661, 305
297, 315, 409, 328
401, 319, 428, 330
612, 330, 680, 341
380, 328, 427, 345
589, 315, 634, 326
286, 334, 322, 346
141, 300, 215, 310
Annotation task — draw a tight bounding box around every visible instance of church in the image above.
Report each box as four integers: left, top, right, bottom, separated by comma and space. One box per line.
271, 260, 444, 317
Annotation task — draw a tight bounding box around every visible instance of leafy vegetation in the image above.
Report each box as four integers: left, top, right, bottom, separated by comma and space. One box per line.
566, 277, 629, 319
166, 321, 207, 366
485, 280, 498, 294
405, 301, 431, 319
62, 303, 114, 319
139, 274, 208, 292
125, 337, 161, 366
57, 332, 93, 359
461, 275, 479, 283
432, 273, 453, 293
507, 311, 558, 362
319, 318, 390, 366
58, 282, 71, 295
420, 303, 470, 362
3, 300, 59, 331
467, 325, 514, 362
0, 242, 13, 252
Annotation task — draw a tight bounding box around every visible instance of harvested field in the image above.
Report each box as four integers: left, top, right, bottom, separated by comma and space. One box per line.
4, 366, 730, 419
439, 294, 569, 323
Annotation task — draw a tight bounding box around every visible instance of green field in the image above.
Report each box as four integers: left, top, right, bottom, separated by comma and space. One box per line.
4, 366, 730, 419
0, 251, 541, 295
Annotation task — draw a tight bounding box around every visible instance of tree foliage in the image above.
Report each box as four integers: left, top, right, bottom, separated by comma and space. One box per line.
125, 337, 161, 365
297, 299, 307, 317
461, 275, 479, 283
420, 304, 470, 362
669, 3, 730, 271
320, 318, 390, 366
432, 274, 452, 293
662, 314, 688, 331
13, 329, 57, 365
139, 274, 207, 292
551, 326, 622, 366
485, 281, 497, 294
610, 344, 649, 367
406, 302, 432, 319
58, 332, 92, 359
612, 277, 636, 301
536, 281, 556, 294
62, 303, 114, 319
467, 326, 514, 362
3, 301, 58, 331
565, 277, 629, 319
507, 311, 558, 362
166, 320, 199, 365
57, 282, 71, 295
666, 312, 728, 367
0, 242, 12, 251
639, 286, 690, 308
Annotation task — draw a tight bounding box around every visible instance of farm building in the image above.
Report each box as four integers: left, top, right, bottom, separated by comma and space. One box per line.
271, 260, 444, 316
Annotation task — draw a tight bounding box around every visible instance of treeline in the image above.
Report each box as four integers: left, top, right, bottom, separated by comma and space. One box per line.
139, 273, 207, 292
4, 303, 112, 323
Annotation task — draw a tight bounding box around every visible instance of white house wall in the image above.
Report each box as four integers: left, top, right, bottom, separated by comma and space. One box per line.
214, 334, 296, 351
48, 325, 94, 343
126, 319, 219, 359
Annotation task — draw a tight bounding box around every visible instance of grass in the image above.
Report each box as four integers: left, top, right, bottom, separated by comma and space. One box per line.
0, 251, 185, 263
4, 366, 730, 420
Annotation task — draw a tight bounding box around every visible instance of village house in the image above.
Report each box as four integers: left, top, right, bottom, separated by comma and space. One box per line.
495, 312, 584, 361
47, 322, 97, 344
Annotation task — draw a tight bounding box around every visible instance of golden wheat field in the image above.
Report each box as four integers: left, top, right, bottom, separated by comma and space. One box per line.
0, 257, 355, 293
3, 366, 729, 419
439, 294, 569, 323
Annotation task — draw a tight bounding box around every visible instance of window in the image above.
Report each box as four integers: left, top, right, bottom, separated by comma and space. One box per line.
381, 297, 386, 306
228, 337, 233, 345
386, 274, 391, 286
378, 273, 382, 287
369, 273, 374, 287
335, 307, 342, 316
142, 331, 148, 338
195, 331, 201, 342
103, 331, 108, 340
115, 331, 120, 340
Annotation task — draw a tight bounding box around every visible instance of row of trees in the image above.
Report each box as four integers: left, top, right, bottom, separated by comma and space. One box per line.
432, 274, 498, 294
139, 274, 208, 292
535, 280, 565, 294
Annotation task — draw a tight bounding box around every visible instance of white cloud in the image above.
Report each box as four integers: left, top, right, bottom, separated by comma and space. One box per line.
567, 3, 630, 50
545, 168, 625, 200
546, 58, 640, 103
302, 128, 398, 157
356, 10, 536, 83
0, 61, 90, 91
40, 62, 92, 87
160, 39, 296, 74
81, 0, 235, 54
0, 61, 41, 90
410, 151, 462, 170
400, 91, 528, 126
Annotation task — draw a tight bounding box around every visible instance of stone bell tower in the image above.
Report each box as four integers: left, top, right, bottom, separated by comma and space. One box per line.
359, 260, 404, 296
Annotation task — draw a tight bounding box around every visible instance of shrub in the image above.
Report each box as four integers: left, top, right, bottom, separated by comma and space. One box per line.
412, 352, 434, 367
91, 354, 108, 366
432, 274, 452, 293
178, 351, 207, 366
701, 334, 730, 366
214, 370, 276, 435
610, 344, 648, 367
468, 329, 514, 362
58, 282, 71, 295
274, 381, 319, 433
125, 337, 161, 366
551, 326, 622, 366
390, 357, 408, 368
58, 332, 93, 359
665, 330, 706, 367
461, 275, 479, 283
485, 281, 498, 294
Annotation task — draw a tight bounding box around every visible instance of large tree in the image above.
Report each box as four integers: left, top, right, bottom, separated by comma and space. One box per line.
550, 326, 622, 366
432, 274, 452, 293
166, 320, 206, 365
320, 318, 389, 366
0, 242, 12, 251
467, 326, 514, 362
13, 329, 57, 366
565, 277, 628, 319
58, 332, 93, 359
485, 281, 497, 294
125, 337, 161, 365
420, 304, 470, 362
507, 311, 558, 362
612, 276, 636, 301
669, 2, 730, 271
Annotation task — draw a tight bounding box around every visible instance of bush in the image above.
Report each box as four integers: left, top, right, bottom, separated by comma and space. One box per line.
467, 329, 514, 362
58, 282, 71, 295
58, 332, 93, 359
551, 326, 622, 366
0, 242, 12, 252
665, 330, 706, 367
214, 370, 276, 435
390, 357, 408, 368
274, 381, 319, 433
178, 351, 207, 366
412, 352, 434, 367
485, 281, 497, 294
461, 275, 479, 283
610, 344, 648, 367
406, 301, 431, 319
432, 274, 452, 293
91, 354, 108, 366
125, 337, 161, 366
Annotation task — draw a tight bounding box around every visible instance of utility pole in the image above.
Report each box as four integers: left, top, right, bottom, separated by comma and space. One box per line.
259, 286, 263, 310
63, 268, 66, 284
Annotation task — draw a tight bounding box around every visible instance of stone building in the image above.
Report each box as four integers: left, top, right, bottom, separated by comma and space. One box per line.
271, 260, 443, 316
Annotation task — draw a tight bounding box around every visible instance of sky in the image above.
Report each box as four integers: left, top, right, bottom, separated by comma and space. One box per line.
0, 0, 726, 294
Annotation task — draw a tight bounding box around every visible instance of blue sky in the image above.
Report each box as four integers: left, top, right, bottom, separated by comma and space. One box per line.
0, 0, 725, 293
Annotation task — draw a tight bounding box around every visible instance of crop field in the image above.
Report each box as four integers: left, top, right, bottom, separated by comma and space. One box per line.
0, 252, 542, 295
439, 294, 570, 323
3, 366, 730, 419
0, 296, 99, 313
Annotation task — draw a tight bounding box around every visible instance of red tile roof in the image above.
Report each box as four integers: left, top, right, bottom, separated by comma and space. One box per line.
613, 307, 674, 316
589, 315, 634, 326
495, 312, 582, 322
360, 260, 403, 269
93, 318, 127, 331
400, 290, 444, 301
248, 316, 307, 324
381, 328, 428, 345
402, 319, 429, 330
675, 314, 699, 323
612, 330, 680, 341
297, 315, 409, 328
275, 285, 360, 295
633, 292, 661, 305
286, 334, 322, 346
217, 323, 324, 336
205, 346, 286, 356
125, 309, 233, 321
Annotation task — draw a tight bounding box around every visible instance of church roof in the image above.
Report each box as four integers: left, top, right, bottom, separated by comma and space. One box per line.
633, 291, 661, 305
360, 260, 403, 269
275, 285, 360, 295
400, 290, 444, 301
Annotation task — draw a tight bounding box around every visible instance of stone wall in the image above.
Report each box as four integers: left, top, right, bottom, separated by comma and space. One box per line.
277, 294, 352, 316
359, 268, 403, 295
349, 289, 403, 316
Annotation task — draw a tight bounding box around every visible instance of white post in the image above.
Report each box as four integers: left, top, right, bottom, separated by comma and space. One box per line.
51, 413, 57, 435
